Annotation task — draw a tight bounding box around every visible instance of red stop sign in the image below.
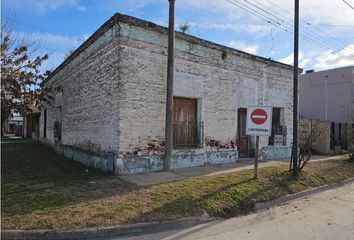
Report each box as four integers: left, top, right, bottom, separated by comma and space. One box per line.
251, 109, 268, 125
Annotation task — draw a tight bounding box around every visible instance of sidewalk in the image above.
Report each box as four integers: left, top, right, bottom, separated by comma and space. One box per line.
121, 155, 343, 186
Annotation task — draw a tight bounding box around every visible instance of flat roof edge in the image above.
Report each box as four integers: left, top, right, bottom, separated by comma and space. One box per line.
43, 13, 300, 85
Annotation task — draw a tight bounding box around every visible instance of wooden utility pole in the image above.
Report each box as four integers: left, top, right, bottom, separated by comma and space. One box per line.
164, 0, 175, 171
292, 0, 299, 176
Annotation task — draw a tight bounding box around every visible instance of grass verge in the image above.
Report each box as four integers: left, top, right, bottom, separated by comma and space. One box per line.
2, 139, 354, 230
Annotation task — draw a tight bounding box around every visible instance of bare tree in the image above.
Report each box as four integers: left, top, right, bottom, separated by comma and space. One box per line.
290, 119, 320, 172
1, 21, 50, 136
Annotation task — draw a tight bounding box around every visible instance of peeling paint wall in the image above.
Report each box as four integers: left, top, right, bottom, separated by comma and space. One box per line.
40, 26, 122, 155
115, 149, 237, 175
41, 15, 294, 174
117, 21, 294, 165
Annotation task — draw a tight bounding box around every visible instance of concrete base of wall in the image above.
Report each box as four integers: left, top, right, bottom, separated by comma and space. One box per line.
259, 146, 292, 160
117, 149, 238, 175
53, 144, 116, 173
48, 142, 290, 175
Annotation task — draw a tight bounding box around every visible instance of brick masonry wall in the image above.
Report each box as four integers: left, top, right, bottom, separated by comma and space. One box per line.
41, 26, 121, 155
117, 22, 294, 161
41, 15, 294, 174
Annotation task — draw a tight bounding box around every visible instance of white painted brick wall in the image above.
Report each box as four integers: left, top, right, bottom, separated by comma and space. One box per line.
41, 26, 121, 154
117, 22, 294, 155
42, 16, 294, 161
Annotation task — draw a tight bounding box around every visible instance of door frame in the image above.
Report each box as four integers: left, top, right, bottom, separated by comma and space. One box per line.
237, 108, 249, 158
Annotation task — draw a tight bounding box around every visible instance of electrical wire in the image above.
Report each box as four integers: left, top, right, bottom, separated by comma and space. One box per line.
227, 0, 340, 54
262, 0, 354, 52
246, 0, 353, 53
225, 0, 354, 57
342, 0, 354, 10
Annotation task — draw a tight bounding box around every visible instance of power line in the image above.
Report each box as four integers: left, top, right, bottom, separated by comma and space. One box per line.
225, 0, 280, 27
307, 23, 354, 28
244, 0, 350, 53
247, 0, 354, 53
266, 27, 275, 57
305, 22, 354, 52
342, 0, 354, 10
262, 0, 354, 53
4, 16, 55, 35
232, 0, 342, 54
4, 16, 83, 54
225, 0, 354, 57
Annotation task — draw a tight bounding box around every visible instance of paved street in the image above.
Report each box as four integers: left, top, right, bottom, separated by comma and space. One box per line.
115, 182, 354, 240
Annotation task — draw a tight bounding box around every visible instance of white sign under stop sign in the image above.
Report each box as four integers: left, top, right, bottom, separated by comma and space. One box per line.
246, 106, 273, 136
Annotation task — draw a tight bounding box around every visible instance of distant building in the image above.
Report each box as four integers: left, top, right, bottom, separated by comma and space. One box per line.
40, 13, 295, 175
299, 66, 354, 153
4, 113, 23, 136
299, 66, 354, 123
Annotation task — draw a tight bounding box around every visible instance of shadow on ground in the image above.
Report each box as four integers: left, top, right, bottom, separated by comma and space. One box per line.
1, 138, 138, 218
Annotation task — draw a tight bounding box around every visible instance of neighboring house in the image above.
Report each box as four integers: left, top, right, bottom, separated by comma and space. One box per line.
40, 13, 295, 175
3, 113, 23, 136
299, 66, 354, 123
299, 66, 354, 153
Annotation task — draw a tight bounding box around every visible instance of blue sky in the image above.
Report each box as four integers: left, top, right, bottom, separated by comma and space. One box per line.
2, 0, 354, 72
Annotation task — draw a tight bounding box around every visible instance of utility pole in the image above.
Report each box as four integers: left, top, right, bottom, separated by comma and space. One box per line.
292, 0, 299, 177
164, 0, 175, 171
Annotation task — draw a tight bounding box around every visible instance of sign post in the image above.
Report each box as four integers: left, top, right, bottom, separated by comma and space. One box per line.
254, 135, 260, 179
246, 106, 272, 179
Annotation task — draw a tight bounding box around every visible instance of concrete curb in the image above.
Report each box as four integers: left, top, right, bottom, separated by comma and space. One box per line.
254, 177, 354, 211
3, 178, 353, 240
1, 216, 217, 240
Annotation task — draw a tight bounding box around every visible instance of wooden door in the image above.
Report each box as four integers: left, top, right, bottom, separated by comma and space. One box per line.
237, 108, 249, 158
173, 97, 197, 146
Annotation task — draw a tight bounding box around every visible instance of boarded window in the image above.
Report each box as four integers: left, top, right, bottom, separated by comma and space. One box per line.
173, 97, 201, 147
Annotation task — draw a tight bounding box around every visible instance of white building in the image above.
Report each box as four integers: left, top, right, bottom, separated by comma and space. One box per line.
40, 13, 295, 174
299, 66, 354, 123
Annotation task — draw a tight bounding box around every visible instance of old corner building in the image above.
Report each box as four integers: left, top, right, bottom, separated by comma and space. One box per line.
40, 13, 295, 175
